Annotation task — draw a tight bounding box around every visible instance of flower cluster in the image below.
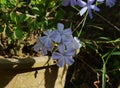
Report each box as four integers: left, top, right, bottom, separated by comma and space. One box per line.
34, 23, 81, 67
62, 0, 116, 19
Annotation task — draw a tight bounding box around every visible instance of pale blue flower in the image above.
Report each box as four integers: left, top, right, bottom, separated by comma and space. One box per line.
77, 0, 100, 19
51, 23, 72, 43
40, 30, 54, 51
52, 45, 75, 67
62, 0, 77, 6
106, 0, 116, 7
33, 37, 48, 55
33, 23, 82, 67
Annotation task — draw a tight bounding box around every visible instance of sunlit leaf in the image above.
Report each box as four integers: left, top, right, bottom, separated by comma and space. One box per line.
14, 28, 23, 39
10, 12, 18, 23
32, 7, 40, 16
9, 0, 17, 6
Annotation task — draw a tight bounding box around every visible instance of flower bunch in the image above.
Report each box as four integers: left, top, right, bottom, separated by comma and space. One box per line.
34, 23, 81, 67
62, 0, 116, 18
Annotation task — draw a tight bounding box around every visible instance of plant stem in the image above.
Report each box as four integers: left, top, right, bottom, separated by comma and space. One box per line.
72, 6, 88, 37
94, 12, 120, 32
78, 12, 88, 37
102, 63, 106, 88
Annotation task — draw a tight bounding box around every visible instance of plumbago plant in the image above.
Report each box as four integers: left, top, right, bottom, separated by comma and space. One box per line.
33, 0, 120, 88
34, 23, 81, 67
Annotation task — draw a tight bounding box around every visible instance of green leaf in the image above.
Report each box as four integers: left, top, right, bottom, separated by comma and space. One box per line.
47, 0, 56, 9
87, 25, 104, 30
99, 37, 111, 40
19, 14, 27, 23
6, 26, 12, 37
32, 7, 40, 16
0, 0, 7, 4
9, 0, 17, 6
55, 10, 65, 21
111, 52, 120, 55
13, 28, 23, 39
10, 12, 18, 23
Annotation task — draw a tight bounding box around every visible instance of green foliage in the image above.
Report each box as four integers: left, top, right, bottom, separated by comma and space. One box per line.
13, 27, 23, 39
0, 0, 60, 40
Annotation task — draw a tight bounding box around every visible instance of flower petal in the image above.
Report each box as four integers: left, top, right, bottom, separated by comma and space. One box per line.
79, 7, 88, 16
88, 8, 93, 19
57, 23, 64, 32
57, 57, 65, 67
39, 36, 46, 43
61, 0, 70, 6
88, 0, 95, 5
44, 37, 53, 48
43, 30, 51, 35
70, 0, 77, 6
58, 44, 65, 53
36, 37, 43, 43
62, 37, 71, 45
41, 47, 47, 55
65, 48, 75, 56
33, 43, 41, 52
63, 28, 72, 35
51, 30, 61, 43
46, 46, 53, 51
106, 0, 116, 7
77, 0, 86, 7
52, 52, 62, 60
73, 37, 81, 49
65, 56, 74, 66
91, 5, 100, 11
